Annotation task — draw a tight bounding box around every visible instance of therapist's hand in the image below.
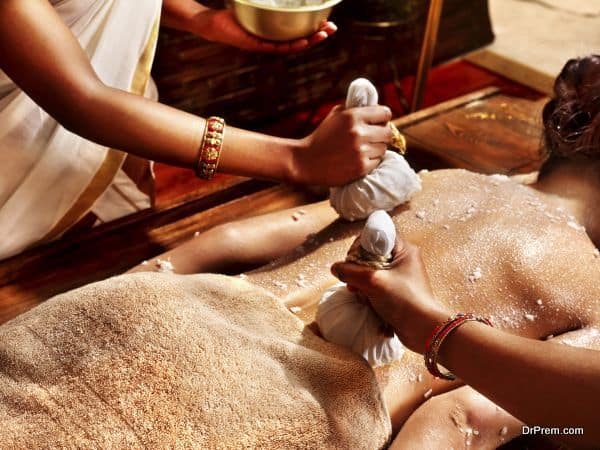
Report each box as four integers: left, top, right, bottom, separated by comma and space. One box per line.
291, 105, 393, 186
194, 9, 336, 53
331, 237, 451, 353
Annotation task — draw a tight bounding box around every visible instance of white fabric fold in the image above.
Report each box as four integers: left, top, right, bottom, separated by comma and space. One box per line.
316, 283, 404, 367
0, 0, 161, 259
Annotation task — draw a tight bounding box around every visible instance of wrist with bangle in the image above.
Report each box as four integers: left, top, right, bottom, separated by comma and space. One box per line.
424, 313, 493, 381
196, 116, 225, 180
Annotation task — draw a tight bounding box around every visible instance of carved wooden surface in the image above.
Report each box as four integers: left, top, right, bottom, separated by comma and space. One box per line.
397, 88, 547, 174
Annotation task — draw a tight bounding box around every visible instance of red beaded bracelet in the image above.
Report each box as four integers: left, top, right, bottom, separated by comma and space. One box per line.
196, 116, 225, 180
424, 313, 493, 381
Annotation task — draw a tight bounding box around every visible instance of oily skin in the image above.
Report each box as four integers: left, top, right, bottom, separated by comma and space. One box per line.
130, 165, 599, 447
245, 169, 600, 434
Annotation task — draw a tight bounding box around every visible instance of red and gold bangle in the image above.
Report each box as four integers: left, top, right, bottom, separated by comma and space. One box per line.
196, 116, 225, 180
424, 313, 493, 381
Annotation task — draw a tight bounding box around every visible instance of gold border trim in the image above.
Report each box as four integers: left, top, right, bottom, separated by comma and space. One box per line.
42, 11, 161, 241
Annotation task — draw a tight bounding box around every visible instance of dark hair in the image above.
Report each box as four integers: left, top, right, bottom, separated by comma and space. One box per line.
542, 55, 600, 160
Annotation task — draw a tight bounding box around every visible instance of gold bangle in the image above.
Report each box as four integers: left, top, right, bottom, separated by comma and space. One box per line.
196, 116, 225, 180
424, 313, 493, 380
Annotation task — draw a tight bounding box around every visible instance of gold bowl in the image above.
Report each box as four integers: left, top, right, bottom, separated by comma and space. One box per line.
231, 0, 343, 42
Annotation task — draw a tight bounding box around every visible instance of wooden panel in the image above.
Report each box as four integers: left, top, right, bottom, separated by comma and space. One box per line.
153, 168, 247, 209
393, 87, 501, 128
153, 170, 250, 208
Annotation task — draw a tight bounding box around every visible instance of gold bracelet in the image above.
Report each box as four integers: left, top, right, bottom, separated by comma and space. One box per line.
196, 116, 225, 180
424, 313, 493, 380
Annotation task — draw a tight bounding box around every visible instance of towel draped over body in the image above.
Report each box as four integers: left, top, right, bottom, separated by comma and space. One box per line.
0, 273, 391, 449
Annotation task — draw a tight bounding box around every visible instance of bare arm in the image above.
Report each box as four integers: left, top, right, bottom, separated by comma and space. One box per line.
0, 0, 391, 186
433, 324, 600, 448
161, 0, 209, 32
128, 200, 337, 274
333, 240, 600, 449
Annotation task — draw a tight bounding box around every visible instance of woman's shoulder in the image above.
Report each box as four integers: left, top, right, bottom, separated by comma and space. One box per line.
400, 167, 598, 280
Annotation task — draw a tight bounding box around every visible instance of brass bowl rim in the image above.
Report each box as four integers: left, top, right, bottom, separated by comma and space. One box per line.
232, 0, 344, 13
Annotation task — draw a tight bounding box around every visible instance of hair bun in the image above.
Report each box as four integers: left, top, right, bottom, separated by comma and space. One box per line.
543, 55, 600, 159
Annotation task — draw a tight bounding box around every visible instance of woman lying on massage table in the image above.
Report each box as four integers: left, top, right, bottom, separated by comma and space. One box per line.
132, 55, 600, 449
2, 57, 597, 449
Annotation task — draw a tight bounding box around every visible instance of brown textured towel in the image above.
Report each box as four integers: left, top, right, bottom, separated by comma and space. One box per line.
0, 273, 390, 449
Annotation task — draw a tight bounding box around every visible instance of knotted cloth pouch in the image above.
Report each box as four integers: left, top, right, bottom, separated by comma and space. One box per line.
316, 284, 404, 367
316, 210, 405, 367
348, 210, 397, 269
330, 78, 421, 221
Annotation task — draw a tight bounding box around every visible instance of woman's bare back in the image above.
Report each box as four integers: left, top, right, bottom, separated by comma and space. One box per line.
248, 169, 598, 333
246, 169, 600, 427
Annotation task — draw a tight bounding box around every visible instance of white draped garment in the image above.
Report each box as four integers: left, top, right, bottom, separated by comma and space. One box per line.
0, 0, 162, 259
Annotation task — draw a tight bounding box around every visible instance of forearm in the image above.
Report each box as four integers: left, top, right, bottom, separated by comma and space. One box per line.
69, 84, 201, 167
71, 84, 297, 179
438, 322, 600, 448
161, 0, 208, 33
332, 238, 600, 447
128, 200, 334, 274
